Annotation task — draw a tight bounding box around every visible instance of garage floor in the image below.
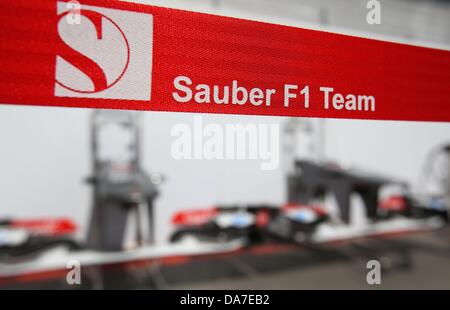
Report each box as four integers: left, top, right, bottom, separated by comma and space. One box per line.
167, 230, 450, 290
2, 228, 450, 290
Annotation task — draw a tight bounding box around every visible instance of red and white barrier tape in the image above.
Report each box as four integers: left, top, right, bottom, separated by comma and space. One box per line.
0, 0, 449, 121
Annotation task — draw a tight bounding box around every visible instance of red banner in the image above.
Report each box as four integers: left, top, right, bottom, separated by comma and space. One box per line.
0, 0, 449, 121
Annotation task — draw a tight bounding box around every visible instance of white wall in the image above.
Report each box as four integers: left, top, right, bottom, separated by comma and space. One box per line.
0, 107, 286, 242
1, 109, 449, 243
0, 0, 449, 243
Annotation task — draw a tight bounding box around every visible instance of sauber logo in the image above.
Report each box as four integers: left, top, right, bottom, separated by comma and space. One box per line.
54, 1, 153, 101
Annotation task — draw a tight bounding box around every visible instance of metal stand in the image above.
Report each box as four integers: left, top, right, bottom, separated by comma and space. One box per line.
86, 110, 158, 251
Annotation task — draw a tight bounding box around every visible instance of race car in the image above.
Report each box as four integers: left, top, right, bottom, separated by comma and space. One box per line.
266, 203, 329, 243
378, 193, 448, 221
169, 205, 278, 244
0, 218, 79, 258
169, 203, 330, 245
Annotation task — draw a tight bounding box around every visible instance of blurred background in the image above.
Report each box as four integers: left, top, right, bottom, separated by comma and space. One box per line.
0, 0, 450, 289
